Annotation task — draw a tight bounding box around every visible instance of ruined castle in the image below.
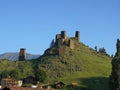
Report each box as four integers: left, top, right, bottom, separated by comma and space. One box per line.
55, 31, 80, 48
18, 31, 80, 59
19, 48, 26, 61
44, 31, 80, 55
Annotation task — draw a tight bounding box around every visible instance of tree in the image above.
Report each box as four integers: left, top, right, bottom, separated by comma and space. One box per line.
110, 57, 120, 90
94, 46, 97, 52
50, 39, 55, 48
10, 69, 21, 79
98, 47, 106, 54
98, 47, 109, 56
1, 70, 11, 78
110, 39, 120, 90
35, 69, 47, 82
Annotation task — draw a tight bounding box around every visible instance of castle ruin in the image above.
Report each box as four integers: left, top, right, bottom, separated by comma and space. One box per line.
55, 31, 80, 48
19, 48, 26, 61
56, 31, 80, 55
44, 31, 80, 56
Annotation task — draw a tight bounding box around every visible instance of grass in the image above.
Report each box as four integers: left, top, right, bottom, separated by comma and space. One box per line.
57, 51, 111, 90
0, 40, 111, 90
39, 42, 112, 90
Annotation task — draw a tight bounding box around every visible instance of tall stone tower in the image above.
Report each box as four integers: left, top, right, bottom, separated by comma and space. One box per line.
75, 31, 80, 42
19, 48, 26, 61
116, 39, 120, 56
61, 31, 66, 40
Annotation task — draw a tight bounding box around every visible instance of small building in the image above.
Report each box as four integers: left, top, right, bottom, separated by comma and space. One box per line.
54, 82, 65, 89
1, 78, 22, 88
2, 87, 46, 90
23, 76, 37, 85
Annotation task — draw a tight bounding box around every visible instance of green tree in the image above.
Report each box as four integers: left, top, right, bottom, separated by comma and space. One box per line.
94, 46, 97, 52
110, 57, 120, 90
35, 69, 47, 82
110, 39, 120, 90
99, 47, 106, 54
1, 70, 11, 78
50, 39, 55, 48
10, 69, 21, 79
98, 47, 109, 56
17, 61, 34, 79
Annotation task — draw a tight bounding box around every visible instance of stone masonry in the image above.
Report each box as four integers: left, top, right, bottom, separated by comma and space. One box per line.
75, 31, 80, 42
19, 48, 26, 61
55, 31, 80, 55
69, 40, 74, 49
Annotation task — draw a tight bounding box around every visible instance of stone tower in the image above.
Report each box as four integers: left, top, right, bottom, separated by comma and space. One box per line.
69, 40, 74, 49
19, 48, 26, 61
116, 39, 120, 56
61, 31, 66, 40
75, 31, 80, 42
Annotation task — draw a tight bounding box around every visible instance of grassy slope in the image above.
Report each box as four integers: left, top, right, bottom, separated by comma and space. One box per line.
0, 40, 111, 90
37, 41, 112, 90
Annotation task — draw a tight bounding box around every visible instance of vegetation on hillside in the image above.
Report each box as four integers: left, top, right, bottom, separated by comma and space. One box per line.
0, 39, 112, 90
35, 40, 111, 90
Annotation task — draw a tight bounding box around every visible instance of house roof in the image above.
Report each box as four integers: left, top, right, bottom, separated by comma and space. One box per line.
3, 87, 46, 90
2, 78, 21, 82
57, 82, 65, 85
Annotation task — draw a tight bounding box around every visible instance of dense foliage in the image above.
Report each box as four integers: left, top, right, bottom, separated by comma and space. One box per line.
35, 69, 47, 82
0, 60, 47, 83
110, 39, 120, 90
110, 57, 120, 90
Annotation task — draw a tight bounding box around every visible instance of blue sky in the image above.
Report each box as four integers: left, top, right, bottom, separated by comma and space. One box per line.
0, 0, 120, 55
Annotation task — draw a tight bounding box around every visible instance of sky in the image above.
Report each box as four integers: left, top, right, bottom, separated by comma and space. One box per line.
0, 0, 120, 55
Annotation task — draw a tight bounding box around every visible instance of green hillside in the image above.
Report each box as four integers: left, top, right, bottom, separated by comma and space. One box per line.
0, 32, 112, 90
36, 40, 112, 90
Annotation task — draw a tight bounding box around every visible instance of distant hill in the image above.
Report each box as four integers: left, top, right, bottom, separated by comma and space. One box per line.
0, 52, 40, 61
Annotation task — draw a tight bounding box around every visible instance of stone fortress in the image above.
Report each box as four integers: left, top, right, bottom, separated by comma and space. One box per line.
55, 31, 80, 49
44, 31, 80, 55
18, 31, 80, 60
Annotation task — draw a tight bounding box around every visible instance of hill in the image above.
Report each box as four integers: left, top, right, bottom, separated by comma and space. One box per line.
0, 52, 40, 61
35, 31, 112, 90
0, 31, 112, 90
36, 42, 111, 89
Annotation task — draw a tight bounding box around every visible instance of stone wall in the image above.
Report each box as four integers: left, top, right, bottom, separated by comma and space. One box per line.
58, 46, 65, 55
69, 40, 74, 49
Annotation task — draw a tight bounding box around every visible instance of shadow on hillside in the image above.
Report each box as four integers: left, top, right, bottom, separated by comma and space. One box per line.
77, 77, 110, 90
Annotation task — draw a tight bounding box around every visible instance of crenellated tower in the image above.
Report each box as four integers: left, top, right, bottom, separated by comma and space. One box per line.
19, 48, 26, 61
45, 30, 80, 56
61, 31, 66, 40
55, 31, 66, 47
75, 31, 80, 42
